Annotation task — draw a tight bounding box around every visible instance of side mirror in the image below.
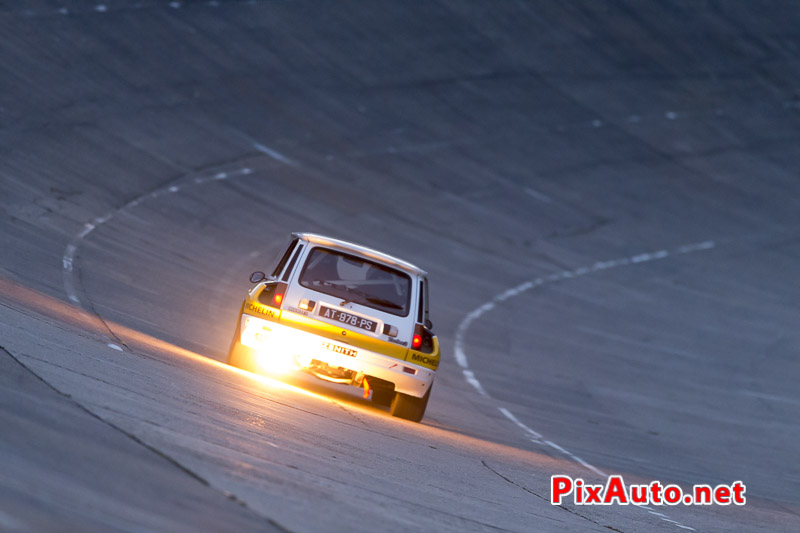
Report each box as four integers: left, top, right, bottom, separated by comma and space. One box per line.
249, 271, 266, 283
424, 318, 433, 330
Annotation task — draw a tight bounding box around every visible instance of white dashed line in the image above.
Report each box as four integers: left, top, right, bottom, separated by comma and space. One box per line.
454, 240, 715, 531
498, 407, 542, 441
523, 187, 553, 204
251, 142, 296, 166
462, 369, 490, 398
62, 166, 257, 310
107, 343, 123, 351
544, 440, 606, 477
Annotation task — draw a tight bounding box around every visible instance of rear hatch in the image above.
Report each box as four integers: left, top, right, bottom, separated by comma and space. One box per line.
281, 245, 417, 353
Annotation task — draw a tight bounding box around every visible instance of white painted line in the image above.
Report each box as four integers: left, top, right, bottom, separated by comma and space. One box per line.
544, 440, 606, 477
524, 187, 553, 204
94, 4, 107, 12
62, 165, 262, 312
63, 244, 81, 304
107, 343, 123, 351
592, 260, 614, 270
498, 407, 543, 440
252, 142, 296, 166
462, 369, 490, 397
62, 244, 76, 272
676, 240, 715, 254
453, 239, 716, 533
78, 223, 95, 239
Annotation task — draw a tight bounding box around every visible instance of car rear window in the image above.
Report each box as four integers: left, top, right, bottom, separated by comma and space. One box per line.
299, 247, 411, 317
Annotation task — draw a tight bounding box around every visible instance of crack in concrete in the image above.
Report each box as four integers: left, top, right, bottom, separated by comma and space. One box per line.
0, 344, 291, 532
481, 460, 625, 533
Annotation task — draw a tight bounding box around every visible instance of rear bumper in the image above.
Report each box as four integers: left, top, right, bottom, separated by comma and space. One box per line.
238, 313, 434, 397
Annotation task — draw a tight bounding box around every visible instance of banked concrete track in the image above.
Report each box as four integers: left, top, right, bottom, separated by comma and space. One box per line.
2, 1, 800, 531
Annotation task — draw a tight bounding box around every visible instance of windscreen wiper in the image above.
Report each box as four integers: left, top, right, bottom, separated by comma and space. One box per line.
365, 296, 403, 310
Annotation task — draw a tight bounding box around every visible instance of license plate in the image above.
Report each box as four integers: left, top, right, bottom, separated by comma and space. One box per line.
321, 342, 357, 357
318, 305, 378, 333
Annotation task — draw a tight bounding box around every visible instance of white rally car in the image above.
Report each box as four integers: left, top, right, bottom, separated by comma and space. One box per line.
227, 233, 440, 422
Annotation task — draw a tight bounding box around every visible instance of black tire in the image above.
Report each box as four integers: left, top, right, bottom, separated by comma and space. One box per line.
371, 387, 395, 407
390, 382, 432, 422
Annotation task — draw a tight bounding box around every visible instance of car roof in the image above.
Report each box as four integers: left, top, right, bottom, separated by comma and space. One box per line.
292, 233, 427, 277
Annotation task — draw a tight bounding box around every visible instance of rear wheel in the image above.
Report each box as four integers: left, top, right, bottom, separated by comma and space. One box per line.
390, 383, 432, 422
371, 387, 395, 407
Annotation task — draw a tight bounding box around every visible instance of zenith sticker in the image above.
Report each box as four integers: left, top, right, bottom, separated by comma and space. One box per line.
322, 342, 357, 357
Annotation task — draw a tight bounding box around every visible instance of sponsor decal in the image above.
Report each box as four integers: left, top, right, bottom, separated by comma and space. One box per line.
286, 306, 308, 316
410, 353, 439, 368
322, 342, 357, 357
248, 302, 278, 319
387, 337, 408, 346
